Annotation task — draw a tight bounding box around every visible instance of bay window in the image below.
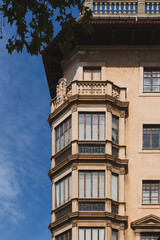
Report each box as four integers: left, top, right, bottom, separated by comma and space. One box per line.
56, 174, 72, 207
56, 229, 72, 240
79, 113, 105, 140
55, 116, 72, 152
79, 228, 104, 240
79, 171, 105, 198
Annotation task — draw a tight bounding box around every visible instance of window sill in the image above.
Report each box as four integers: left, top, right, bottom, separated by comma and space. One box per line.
139, 92, 160, 97
139, 204, 160, 209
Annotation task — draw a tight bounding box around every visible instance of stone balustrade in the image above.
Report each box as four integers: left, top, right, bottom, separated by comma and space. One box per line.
51, 78, 126, 112
84, 0, 160, 16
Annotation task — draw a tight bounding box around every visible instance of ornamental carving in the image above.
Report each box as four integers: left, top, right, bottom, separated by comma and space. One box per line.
106, 221, 112, 228
56, 78, 67, 104
106, 164, 112, 171
72, 220, 77, 228
72, 106, 77, 113
107, 105, 112, 113
119, 224, 125, 230
120, 168, 125, 175
120, 111, 126, 118
72, 164, 77, 171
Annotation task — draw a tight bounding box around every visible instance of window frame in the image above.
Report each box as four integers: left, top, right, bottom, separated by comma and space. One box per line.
78, 112, 105, 141
55, 174, 72, 208
79, 227, 105, 240
112, 115, 119, 144
111, 173, 119, 201
55, 116, 72, 153
78, 170, 105, 198
142, 180, 160, 205
141, 232, 160, 240
143, 68, 160, 93
111, 229, 118, 240
56, 229, 72, 240
83, 67, 101, 81
143, 124, 160, 150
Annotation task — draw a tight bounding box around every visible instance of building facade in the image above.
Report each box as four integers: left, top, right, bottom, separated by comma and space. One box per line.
42, 1, 160, 239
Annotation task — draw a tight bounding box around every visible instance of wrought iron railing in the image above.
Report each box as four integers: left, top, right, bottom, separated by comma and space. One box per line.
111, 202, 119, 214
55, 146, 72, 166
78, 144, 105, 154
78, 202, 105, 211
55, 203, 72, 220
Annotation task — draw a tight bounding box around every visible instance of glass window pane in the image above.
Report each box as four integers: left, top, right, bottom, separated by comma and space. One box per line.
112, 175, 118, 201
144, 86, 151, 92
99, 172, 105, 198
152, 78, 159, 85
69, 175, 72, 199
93, 229, 98, 240
79, 229, 84, 240
143, 134, 150, 148
93, 114, 98, 140
152, 86, 160, 92
112, 230, 118, 240
86, 229, 91, 240
99, 229, 105, 240
86, 114, 91, 140
79, 172, 84, 198
144, 78, 151, 85
86, 172, 91, 198
65, 232, 68, 240
56, 183, 59, 207
56, 128, 59, 152
69, 118, 72, 142
79, 114, 84, 140
112, 116, 118, 144
152, 134, 159, 148
64, 121, 68, 146
84, 69, 91, 80
60, 125, 63, 149
61, 181, 63, 205
93, 69, 101, 80
93, 172, 98, 198
99, 114, 105, 140
65, 178, 68, 202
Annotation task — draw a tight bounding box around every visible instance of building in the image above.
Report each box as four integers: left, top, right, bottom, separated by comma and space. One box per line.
42, 1, 160, 239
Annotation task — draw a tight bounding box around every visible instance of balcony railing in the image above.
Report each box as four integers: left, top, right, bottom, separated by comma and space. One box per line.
84, 0, 160, 16
51, 78, 126, 111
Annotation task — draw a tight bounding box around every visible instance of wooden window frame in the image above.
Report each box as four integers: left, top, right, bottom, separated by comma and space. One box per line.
112, 229, 118, 240
112, 115, 119, 144
78, 170, 105, 198
56, 174, 72, 207
79, 227, 105, 240
142, 180, 160, 204
143, 125, 160, 149
56, 229, 72, 240
55, 116, 72, 153
111, 173, 119, 201
78, 113, 105, 140
83, 67, 101, 81
143, 68, 160, 93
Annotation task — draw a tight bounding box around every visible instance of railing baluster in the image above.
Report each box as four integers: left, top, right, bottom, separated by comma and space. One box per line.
147, 2, 150, 14
123, 2, 126, 14
151, 2, 154, 14
100, 2, 103, 14
156, 2, 159, 14
109, 2, 112, 14
133, 2, 136, 14
95, 2, 98, 14
128, 2, 131, 14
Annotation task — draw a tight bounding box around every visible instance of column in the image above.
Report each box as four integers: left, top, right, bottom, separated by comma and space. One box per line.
119, 224, 125, 240
106, 164, 112, 212
106, 105, 112, 155
72, 221, 77, 239
119, 169, 125, 215
72, 164, 78, 212
51, 124, 55, 168
72, 106, 78, 154
119, 112, 125, 159
106, 222, 112, 240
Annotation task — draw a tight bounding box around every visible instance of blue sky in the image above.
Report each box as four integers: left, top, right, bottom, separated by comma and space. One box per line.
0, 7, 79, 240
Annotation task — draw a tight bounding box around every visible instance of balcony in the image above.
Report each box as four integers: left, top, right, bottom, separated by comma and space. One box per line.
84, 0, 160, 16
51, 78, 126, 112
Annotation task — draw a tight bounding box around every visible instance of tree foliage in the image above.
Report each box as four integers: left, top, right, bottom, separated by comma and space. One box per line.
0, 0, 92, 55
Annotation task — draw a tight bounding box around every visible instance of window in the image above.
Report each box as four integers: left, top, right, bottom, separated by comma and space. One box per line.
56, 229, 72, 240
56, 174, 72, 207
112, 174, 118, 201
142, 180, 160, 204
83, 67, 101, 80
141, 233, 160, 240
112, 229, 118, 240
143, 125, 160, 149
112, 116, 119, 144
79, 113, 105, 140
79, 171, 105, 198
144, 69, 160, 92
55, 117, 72, 152
79, 228, 104, 240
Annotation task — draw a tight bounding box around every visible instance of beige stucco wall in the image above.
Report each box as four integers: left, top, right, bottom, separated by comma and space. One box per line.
61, 47, 160, 239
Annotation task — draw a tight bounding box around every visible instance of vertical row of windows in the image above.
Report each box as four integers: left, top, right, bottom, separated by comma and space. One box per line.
56, 174, 72, 207
79, 171, 105, 198
79, 113, 105, 140
56, 230, 72, 240
79, 228, 104, 240
56, 117, 72, 152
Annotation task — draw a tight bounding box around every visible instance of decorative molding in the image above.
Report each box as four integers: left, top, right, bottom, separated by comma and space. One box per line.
72, 106, 77, 113
72, 220, 77, 228
135, 232, 140, 236
51, 124, 54, 131
106, 164, 112, 171
107, 105, 112, 113
72, 164, 77, 171
119, 223, 125, 230
106, 221, 112, 228
120, 111, 126, 118
51, 179, 54, 185
131, 214, 160, 230
120, 168, 125, 175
